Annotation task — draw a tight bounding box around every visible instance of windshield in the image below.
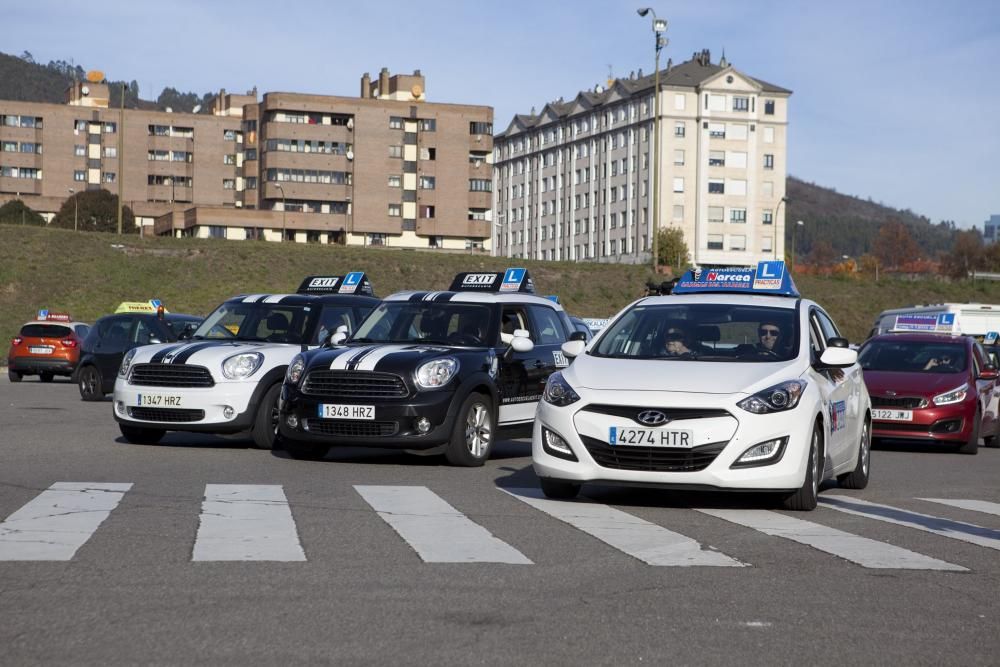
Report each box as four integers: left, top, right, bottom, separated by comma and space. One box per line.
352, 301, 494, 346
591, 303, 799, 362
193, 302, 316, 343
163, 317, 202, 340
859, 340, 968, 373
312, 304, 376, 345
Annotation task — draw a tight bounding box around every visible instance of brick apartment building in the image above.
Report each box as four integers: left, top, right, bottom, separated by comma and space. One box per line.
0, 69, 494, 251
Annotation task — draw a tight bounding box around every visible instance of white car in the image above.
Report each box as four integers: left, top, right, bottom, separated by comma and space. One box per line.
532, 262, 871, 510
112, 273, 378, 448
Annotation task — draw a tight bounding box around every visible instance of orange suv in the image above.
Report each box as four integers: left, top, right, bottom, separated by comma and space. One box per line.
7, 311, 91, 383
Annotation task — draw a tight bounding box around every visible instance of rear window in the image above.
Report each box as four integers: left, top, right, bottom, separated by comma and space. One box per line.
20, 324, 73, 338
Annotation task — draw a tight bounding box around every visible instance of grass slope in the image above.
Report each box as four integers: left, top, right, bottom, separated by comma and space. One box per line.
4, 224, 1000, 347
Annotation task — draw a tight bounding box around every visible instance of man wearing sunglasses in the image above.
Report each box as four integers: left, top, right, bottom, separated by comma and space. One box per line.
757, 322, 784, 356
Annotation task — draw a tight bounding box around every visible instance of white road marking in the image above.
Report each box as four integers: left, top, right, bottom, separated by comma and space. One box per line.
356, 486, 531, 564
192, 485, 305, 562
504, 488, 743, 567
0, 482, 132, 561
919, 498, 1000, 517
820, 496, 1000, 552
698, 508, 964, 570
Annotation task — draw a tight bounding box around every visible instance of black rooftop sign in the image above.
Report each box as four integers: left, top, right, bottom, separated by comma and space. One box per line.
449, 268, 534, 293
296, 272, 375, 296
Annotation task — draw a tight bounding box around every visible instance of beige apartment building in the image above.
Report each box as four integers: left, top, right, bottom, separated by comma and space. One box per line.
492, 50, 791, 267
0, 69, 494, 251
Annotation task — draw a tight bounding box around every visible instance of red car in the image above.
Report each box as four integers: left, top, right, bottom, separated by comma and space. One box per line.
7, 312, 91, 383
858, 332, 1000, 454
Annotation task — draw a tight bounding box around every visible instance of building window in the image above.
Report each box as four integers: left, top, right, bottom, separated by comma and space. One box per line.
244, 148, 257, 160
469, 179, 491, 192
208, 226, 225, 239
763, 181, 774, 197
672, 205, 684, 221
709, 123, 726, 139
246, 177, 257, 190
730, 208, 747, 224
708, 180, 725, 194
388, 175, 401, 187
468, 209, 487, 220
674, 122, 685, 138
103, 122, 117, 134
674, 149, 684, 166
764, 127, 775, 144
224, 154, 236, 165
73, 170, 86, 181
708, 206, 725, 223
224, 129, 236, 141
389, 145, 403, 158
419, 119, 436, 132
672, 177, 684, 193
764, 100, 775, 115
420, 147, 436, 160
388, 204, 401, 217
102, 172, 116, 183
389, 117, 403, 129
103, 146, 117, 158
368, 233, 387, 246
764, 154, 775, 170
763, 210, 773, 225
470, 121, 492, 135
728, 179, 747, 196
74, 145, 86, 157
730, 235, 747, 251
419, 205, 435, 219
708, 234, 724, 250
732, 96, 750, 112
419, 176, 435, 190
223, 179, 235, 190
709, 150, 725, 167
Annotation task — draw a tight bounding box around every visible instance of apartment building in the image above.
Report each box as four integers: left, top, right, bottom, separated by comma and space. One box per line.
984, 215, 1000, 244
492, 50, 791, 267
0, 69, 494, 251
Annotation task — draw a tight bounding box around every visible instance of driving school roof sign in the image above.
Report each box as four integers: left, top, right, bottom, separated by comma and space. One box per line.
296, 273, 374, 296
672, 261, 799, 297
892, 313, 956, 333
449, 268, 535, 293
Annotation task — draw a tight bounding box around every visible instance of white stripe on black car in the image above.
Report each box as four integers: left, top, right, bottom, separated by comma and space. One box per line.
346, 346, 380, 370
242, 294, 268, 303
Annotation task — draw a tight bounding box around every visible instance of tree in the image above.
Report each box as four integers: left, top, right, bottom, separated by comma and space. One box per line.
656, 226, 690, 272
941, 230, 984, 279
50, 189, 136, 233
807, 239, 836, 267
873, 218, 921, 269
0, 199, 46, 226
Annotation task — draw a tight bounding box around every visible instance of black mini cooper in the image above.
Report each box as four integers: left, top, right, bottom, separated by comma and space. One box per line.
278, 269, 578, 465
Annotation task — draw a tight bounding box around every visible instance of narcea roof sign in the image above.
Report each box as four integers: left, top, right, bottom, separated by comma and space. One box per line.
672, 261, 799, 297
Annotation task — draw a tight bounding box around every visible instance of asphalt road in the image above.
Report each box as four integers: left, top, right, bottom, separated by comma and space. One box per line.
1, 378, 999, 665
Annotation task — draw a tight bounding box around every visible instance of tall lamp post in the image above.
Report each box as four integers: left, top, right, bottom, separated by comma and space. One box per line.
637, 7, 667, 273
791, 219, 804, 271
274, 182, 286, 242
68, 188, 78, 231
773, 195, 788, 261
16, 191, 23, 225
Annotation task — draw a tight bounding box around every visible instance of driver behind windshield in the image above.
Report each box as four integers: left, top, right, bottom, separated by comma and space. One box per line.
757, 321, 785, 355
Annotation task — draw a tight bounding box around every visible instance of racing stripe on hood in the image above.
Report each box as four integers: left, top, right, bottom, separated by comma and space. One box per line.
408, 292, 430, 303
346, 346, 381, 370
329, 345, 377, 370
351, 344, 411, 371
149, 345, 184, 364
169, 342, 226, 364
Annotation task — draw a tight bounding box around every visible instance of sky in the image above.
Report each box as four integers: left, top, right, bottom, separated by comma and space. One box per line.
5, 0, 999, 229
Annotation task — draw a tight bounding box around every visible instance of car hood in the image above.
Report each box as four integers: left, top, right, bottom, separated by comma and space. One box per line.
862, 369, 968, 397
567, 353, 800, 395
130, 340, 307, 368
311, 343, 462, 373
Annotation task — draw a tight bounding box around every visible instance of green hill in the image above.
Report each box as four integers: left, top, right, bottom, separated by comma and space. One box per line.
4, 225, 1000, 349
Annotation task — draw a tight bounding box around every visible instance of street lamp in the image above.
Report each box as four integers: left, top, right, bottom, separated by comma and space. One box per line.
791, 219, 804, 271
68, 188, 78, 232
773, 196, 788, 261
16, 191, 23, 225
274, 182, 286, 242
637, 7, 667, 273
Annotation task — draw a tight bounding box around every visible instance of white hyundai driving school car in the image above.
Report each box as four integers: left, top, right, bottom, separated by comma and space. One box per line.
532, 262, 871, 511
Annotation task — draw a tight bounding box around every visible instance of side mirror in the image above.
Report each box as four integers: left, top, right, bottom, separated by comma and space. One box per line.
819, 346, 857, 368
826, 336, 850, 349
330, 332, 348, 346
148, 335, 162, 345
511, 329, 534, 353
562, 339, 586, 358
979, 368, 999, 381
569, 331, 588, 342
335, 324, 349, 335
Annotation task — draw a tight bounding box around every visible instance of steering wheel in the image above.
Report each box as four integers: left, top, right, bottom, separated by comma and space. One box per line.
447, 332, 480, 346
208, 323, 237, 338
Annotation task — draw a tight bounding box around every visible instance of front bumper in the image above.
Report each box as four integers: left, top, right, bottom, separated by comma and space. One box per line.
871, 400, 973, 443
8, 356, 76, 375
531, 390, 814, 492
278, 384, 458, 450
112, 378, 257, 432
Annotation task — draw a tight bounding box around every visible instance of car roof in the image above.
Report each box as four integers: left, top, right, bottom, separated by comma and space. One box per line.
636, 293, 802, 310
21, 320, 90, 328
868, 332, 971, 345
383, 291, 565, 310
224, 293, 379, 307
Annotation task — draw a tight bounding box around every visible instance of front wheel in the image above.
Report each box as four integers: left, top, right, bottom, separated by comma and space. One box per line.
957, 409, 980, 455
78, 366, 103, 401
783, 425, 822, 511
539, 477, 581, 500
8, 370, 22, 383
445, 392, 494, 467
251, 384, 281, 450
119, 424, 165, 445
837, 420, 871, 489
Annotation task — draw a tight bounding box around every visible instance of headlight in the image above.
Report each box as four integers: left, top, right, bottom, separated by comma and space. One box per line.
933, 384, 969, 406
415, 357, 459, 389
543, 371, 580, 407
286, 354, 306, 385
118, 349, 137, 378
737, 380, 806, 414
221, 352, 264, 380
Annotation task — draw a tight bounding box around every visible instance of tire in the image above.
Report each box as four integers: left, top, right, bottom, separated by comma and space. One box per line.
783, 424, 822, 511
283, 439, 328, 461
838, 420, 871, 490
251, 384, 281, 450
958, 409, 980, 455
119, 424, 165, 445
39, 372, 54, 383
445, 392, 494, 467
984, 434, 999, 449
539, 477, 581, 500
8, 370, 22, 383
78, 366, 103, 401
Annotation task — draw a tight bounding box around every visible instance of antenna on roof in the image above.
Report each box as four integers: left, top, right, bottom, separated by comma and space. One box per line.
607, 64, 614, 87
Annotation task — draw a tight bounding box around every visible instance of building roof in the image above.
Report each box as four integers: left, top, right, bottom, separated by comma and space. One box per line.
497, 49, 791, 138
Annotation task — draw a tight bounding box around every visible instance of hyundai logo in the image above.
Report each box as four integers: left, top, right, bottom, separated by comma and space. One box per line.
637, 410, 669, 426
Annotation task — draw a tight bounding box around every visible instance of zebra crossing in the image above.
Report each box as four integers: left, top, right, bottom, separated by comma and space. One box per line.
1, 482, 998, 570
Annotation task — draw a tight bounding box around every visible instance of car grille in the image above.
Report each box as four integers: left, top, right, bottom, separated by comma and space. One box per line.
580, 436, 727, 472
579, 404, 731, 424
130, 364, 215, 388
128, 407, 205, 423
304, 419, 398, 437
302, 370, 409, 399
870, 396, 927, 409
